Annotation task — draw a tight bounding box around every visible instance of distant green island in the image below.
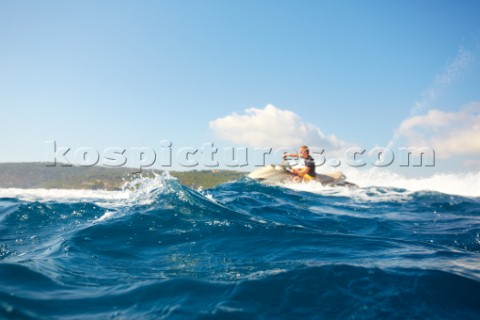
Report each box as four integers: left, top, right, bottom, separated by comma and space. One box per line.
0, 163, 246, 190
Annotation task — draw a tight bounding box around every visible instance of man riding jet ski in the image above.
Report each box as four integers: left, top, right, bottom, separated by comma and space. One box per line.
247, 146, 357, 187
283, 145, 317, 182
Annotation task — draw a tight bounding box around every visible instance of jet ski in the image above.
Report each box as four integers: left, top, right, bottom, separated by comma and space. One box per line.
247, 160, 357, 187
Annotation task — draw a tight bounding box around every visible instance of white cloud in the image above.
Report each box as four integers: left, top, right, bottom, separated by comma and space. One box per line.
397, 102, 480, 159
209, 104, 348, 151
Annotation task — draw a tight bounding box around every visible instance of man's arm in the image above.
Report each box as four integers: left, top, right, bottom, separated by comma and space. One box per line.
283, 153, 299, 158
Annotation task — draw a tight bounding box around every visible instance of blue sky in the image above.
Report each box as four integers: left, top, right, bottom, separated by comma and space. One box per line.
1, 1, 480, 172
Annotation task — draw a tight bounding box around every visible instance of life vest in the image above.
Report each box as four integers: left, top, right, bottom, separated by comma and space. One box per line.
304, 156, 316, 177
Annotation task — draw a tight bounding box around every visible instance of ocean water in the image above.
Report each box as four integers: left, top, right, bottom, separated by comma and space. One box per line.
1, 172, 480, 319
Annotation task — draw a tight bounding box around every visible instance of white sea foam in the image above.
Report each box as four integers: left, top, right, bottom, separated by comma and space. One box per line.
347, 169, 480, 198
283, 168, 480, 198
93, 210, 118, 223
0, 172, 181, 207
0, 187, 129, 204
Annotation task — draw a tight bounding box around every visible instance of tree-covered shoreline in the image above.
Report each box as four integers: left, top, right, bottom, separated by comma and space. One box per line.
0, 163, 245, 190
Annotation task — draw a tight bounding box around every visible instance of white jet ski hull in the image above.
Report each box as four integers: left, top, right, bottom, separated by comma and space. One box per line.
247, 163, 356, 187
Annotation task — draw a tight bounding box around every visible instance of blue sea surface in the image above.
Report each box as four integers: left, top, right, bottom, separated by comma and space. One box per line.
1, 174, 480, 319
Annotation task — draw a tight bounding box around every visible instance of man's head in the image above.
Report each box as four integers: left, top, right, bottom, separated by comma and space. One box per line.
299, 146, 310, 158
